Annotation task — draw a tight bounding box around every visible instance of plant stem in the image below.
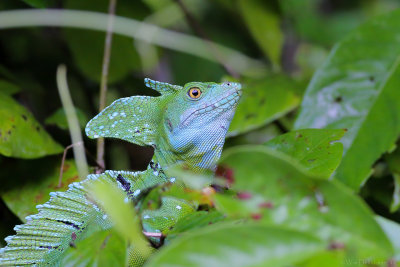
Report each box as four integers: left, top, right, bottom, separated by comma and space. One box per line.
96, 0, 117, 172
0, 9, 266, 76
56, 65, 89, 179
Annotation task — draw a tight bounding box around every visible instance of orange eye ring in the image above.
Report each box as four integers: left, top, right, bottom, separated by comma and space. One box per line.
188, 87, 202, 99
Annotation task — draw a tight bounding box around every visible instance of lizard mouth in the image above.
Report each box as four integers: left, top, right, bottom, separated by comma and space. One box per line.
181, 87, 242, 126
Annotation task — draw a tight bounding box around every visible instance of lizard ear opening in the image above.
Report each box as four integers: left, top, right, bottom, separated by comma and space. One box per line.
144, 78, 182, 94
85, 96, 162, 146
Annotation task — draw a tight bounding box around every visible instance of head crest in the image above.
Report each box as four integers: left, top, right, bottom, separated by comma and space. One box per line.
144, 78, 182, 94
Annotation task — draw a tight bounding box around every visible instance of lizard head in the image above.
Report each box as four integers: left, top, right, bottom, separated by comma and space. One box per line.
158, 81, 242, 171
163, 81, 242, 131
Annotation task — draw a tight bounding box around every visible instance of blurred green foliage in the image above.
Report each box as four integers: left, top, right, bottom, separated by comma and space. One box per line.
1, 0, 400, 266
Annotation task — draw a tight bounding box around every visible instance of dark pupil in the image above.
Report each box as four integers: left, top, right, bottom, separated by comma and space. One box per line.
191, 89, 199, 96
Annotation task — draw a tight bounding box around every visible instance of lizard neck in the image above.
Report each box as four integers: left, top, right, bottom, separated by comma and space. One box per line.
153, 111, 233, 173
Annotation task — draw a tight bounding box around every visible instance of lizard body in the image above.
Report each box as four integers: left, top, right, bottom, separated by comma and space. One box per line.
0, 78, 241, 266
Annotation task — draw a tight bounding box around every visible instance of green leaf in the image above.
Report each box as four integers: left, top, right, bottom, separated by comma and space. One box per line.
298, 251, 345, 267
2, 160, 79, 222
219, 146, 393, 261
45, 107, 88, 130
376, 216, 400, 263
61, 229, 127, 266
89, 179, 152, 259
294, 10, 400, 189
264, 129, 346, 178
213, 193, 256, 218
0, 92, 63, 158
238, 0, 283, 70
0, 80, 20, 95
228, 75, 300, 137
145, 223, 325, 267
166, 211, 225, 242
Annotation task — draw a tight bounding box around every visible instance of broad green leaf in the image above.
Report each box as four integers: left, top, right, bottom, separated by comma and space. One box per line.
294, 10, 400, 189
264, 129, 346, 178
145, 223, 325, 267
0, 92, 63, 158
213, 193, 256, 218
298, 251, 345, 267
166, 211, 225, 242
219, 146, 393, 261
376, 216, 400, 262
2, 160, 79, 222
238, 0, 283, 70
64, 0, 148, 83
45, 107, 88, 130
0, 80, 19, 95
61, 229, 126, 266
228, 123, 282, 146
228, 75, 300, 137
89, 179, 151, 259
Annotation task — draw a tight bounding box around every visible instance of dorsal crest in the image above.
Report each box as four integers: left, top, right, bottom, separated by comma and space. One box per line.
144, 78, 182, 94
85, 96, 162, 146
85, 78, 184, 146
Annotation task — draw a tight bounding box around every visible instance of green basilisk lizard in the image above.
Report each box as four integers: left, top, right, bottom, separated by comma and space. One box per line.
0, 78, 242, 266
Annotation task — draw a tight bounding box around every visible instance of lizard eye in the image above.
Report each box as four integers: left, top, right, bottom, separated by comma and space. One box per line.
188, 87, 202, 99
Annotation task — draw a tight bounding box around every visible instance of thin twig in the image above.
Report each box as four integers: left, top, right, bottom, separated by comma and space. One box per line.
57, 127, 107, 187
174, 0, 239, 78
58, 142, 83, 188
96, 0, 117, 173
58, 142, 105, 188
56, 65, 89, 179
